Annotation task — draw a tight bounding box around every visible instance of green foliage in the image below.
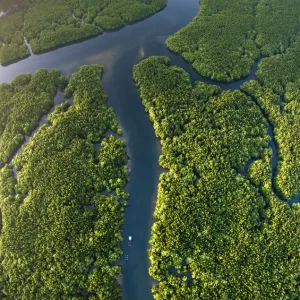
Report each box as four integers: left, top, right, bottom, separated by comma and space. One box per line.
256, 36, 300, 94
255, 0, 300, 56
98, 0, 166, 23
0, 69, 67, 167
134, 56, 300, 299
242, 26, 300, 201
30, 23, 103, 53
166, 0, 260, 82
242, 79, 300, 200
94, 15, 125, 31
0, 12, 30, 65
167, 0, 300, 82
0, 0, 167, 64
247, 148, 273, 196
0, 65, 128, 299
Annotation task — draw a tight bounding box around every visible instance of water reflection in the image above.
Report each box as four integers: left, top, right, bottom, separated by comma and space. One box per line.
138, 47, 145, 59
0, 0, 199, 84
2, 1, 294, 300
0, 1, 201, 300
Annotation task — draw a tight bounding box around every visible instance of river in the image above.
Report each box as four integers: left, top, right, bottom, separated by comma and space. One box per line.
0, 0, 299, 299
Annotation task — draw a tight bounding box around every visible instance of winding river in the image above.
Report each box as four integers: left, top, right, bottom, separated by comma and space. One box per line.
0, 0, 299, 299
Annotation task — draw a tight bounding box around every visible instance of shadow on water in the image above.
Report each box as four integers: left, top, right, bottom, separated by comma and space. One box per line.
0, 0, 299, 299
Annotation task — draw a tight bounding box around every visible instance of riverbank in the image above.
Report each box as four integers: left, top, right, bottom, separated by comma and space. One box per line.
0, 0, 299, 299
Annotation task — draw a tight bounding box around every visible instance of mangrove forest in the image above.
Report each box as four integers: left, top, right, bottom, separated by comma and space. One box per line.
0, 65, 129, 299
134, 56, 300, 299
0, 0, 167, 66
0, 0, 300, 299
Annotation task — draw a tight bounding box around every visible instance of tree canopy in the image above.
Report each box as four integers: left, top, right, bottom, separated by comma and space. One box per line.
166, 0, 300, 82
133, 56, 300, 299
0, 0, 167, 65
0, 68, 67, 167
0, 65, 129, 299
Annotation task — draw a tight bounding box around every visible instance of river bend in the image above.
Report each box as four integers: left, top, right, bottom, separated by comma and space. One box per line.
0, 1, 299, 300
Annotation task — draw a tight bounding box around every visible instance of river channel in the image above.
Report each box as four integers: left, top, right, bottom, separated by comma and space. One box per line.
0, 0, 299, 299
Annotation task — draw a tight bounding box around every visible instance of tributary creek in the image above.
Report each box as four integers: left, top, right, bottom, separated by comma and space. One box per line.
0, 0, 299, 299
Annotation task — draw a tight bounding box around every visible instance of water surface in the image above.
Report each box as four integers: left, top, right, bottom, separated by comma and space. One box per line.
0, 0, 298, 299
0, 1, 200, 299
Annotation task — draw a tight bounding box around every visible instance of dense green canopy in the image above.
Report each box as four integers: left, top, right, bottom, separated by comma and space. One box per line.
0, 0, 166, 65
134, 56, 300, 299
0, 69, 67, 167
242, 35, 300, 200
166, 0, 300, 82
0, 65, 128, 299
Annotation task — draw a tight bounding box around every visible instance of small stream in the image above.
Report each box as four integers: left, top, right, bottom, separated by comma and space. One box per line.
267, 123, 300, 205
0, 0, 299, 299
242, 103, 300, 205
23, 36, 33, 56
9, 91, 65, 179
8, 91, 65, 164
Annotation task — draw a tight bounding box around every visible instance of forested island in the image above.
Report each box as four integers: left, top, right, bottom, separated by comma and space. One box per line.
166, 0, 300, 82
0, 0, 300, 299
134, 56, 300, 299
0, 0, 167, 66
0, 69, 67, 167
0, 65, 129, 299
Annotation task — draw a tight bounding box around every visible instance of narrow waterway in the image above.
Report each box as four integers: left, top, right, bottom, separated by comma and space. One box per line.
106, 46, 162, 299
266, 122, 300, 205
0, 1, 201, 299
8, 91, 65, 165
0, 0, 299, 299
242, 99, 300, 205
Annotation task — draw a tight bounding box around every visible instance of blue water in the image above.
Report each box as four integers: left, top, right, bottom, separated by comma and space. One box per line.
0, 1, 201, 299
0, 1, 298, 299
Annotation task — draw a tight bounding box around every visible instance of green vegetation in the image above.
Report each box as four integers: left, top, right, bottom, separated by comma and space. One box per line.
242, 46, 300, 200
0, 65, 128, 299
0, 0, 31, 13
0, 0, 167, 65
255, 0, 300, 56
167, 0, 259, 82
166, 0, 300, 82
255, 36, 300, 94
0, 12, 30, 65
0, 69, 67, 168
133, 56, 300, 299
